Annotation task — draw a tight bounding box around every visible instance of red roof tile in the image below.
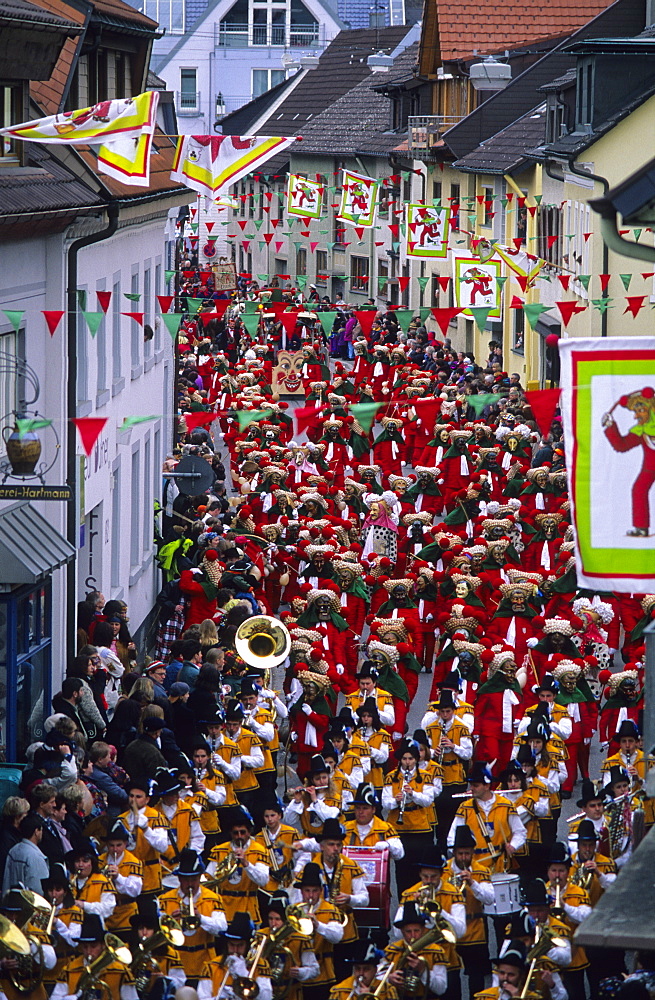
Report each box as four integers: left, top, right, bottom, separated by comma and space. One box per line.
435, 0, 610, 61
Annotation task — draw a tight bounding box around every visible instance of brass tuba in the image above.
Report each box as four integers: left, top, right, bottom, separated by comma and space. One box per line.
7, 888, 52, 994
261, 905, 314, 1000
77, 933, 132, 1000
235, 616, 291, 669
132, 915, 185, 993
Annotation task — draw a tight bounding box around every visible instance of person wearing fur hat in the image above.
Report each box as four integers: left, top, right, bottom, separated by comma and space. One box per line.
448, 761, 526, 875
50, 912, 136, 1000
525, 616, 580, 683
319, 417, 354, 488
549, 661, 598, 796
197, 910, 272, 1000
406, 466, 445, 517
178, 549, 224, 628
382, 740, 440, 895
439, 429, 475, 508
599, 668, 642, 750
97, 818, 143, 936
545, 842, 591, 1000
381, 899, 448, 997
333, 559, 369, 672
288, 675, 333, 782
472, 648, 524, 777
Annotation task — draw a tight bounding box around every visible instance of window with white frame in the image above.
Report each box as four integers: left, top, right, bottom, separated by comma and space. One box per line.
252, 69, 285, 98
179, 69, 197, 111
219, 0, 318, 47
144, 0, 184, 32
350, 255, 369, 293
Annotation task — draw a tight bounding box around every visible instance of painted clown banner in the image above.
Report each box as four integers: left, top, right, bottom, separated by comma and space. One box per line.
337, 169, 379, 228
453, 252, 502, 317
287, 174, 323, 219
559, 337, 655, 592
171, 134, 297, 198
406, 204, 450, 258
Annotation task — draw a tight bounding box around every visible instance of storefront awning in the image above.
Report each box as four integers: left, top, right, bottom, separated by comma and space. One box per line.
0, 501, 74, 587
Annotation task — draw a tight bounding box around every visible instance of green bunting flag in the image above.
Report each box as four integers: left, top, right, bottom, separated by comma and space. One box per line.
124, 292, 141, 302
184, 297, 204, 314
81, 311, 104, 337
254, 220, 263, 231
619, 274, 632, 291
577, 275, 591, 290
257, 274, 268, 281
16, 417, 52, 439
468, 307, 491, 332
467, 393, 501, 415
592, 298, 614, 313
161, 314, 184, 338
165, 270, 176, 284
243, 301, 259, 314
318, 311, 337, 334
241, 313, 260, 338
378, 276, 388, 292
77, 290, 87, 310
296, 275, 307, 289
236, 408, 273, 431
394, 309, 414, 333
634, 229, 642, 241
119, 415, 159, 431
419, 307, 432, 323
495, 276, 508, 289
2, 310, 24, 333
523, 303, 550, 328
417, 276, 429, 293
350, 401, 383, 433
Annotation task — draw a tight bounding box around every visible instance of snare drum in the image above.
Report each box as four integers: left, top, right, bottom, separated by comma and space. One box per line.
484, 873, 521, 915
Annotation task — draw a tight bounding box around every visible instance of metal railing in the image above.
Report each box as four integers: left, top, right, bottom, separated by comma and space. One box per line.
407, 115, 464, 151
217, 21, 319, 47
176, 90, 200, 114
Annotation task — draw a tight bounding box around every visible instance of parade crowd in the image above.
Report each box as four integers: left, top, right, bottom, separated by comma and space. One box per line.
1, 278, 652, 1000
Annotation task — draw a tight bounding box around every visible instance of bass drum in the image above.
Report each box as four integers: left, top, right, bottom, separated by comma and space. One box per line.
342, 845, 390, 929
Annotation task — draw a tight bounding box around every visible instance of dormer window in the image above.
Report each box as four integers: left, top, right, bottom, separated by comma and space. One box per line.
0, 83, 24, 164
576, 57, 594, 129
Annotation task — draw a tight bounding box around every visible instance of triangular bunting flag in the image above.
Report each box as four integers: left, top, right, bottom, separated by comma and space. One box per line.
42, 310, 64, 336
524, 388, 562, 437
96, 291, 112, 313
165, 270, 176, 284
184, 297, 205, 314
318, 311, 337, 335
241, 313, 260, 338
625, 296, 646, 317
119, 415, 160, 430
523, 303, 550, 328
599, 274, 611, 293
468, 307, 491, 332
555, 301, 586, 327
437, 276, 451, 293
295, 404, 327, 437
619, 274, 633, 291
73, 417, 108, 456
236, 408, 273, 431
124, 292, 141, 302
161, 314, 184, 338
350, 401, 382, 433
394, 309, 414, 333
81, 311, 104, 337
156, 295, 174, 314
467, 393, 501, 415
122, 312, 144, 325
430, 307, 462, 337
592, 298, 614, 313
16, 417, 53, 439
417, 276, 429, 292
2, 310, 24, 333
577, 275, 591, 290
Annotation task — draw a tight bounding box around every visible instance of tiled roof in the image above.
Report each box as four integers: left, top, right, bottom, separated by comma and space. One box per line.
453, 103, 546, 174
537, 83, 655, 160
91, 0, 157, 28
0, 0, 80, 28
434, 0, 611, 63
338, 0, 387, 29
0, 142, 103, 223
75, 127, 189, 199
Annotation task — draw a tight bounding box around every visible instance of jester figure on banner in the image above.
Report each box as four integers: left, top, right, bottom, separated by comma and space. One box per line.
602, 385, 655, 537
337, 169, 379, 227
462, 266, 493, 304
287, 174, 323, 218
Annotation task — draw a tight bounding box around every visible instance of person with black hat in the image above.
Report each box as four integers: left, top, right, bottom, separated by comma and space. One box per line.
602, 766, 634, 866
224, 698, 265, 820
522, 879, 571, 972
322, 727, 365, 795
50, 912, 135, 999
206, 814, 269, 923
289, 862, 345, 1000
196, 713, 245, 834
98, 819, 143, 938
424, 689, 473, 849
158, 848, 226, 986
344, 664, 395, 728
122, 716, 169, 786
284, 754, 343, 839
444, 826, 495, 998
41, 862, 84, 992
567, 779, 606, 854
343, 783, 404, 858
355, 700, 392, 794
260, 893, 319, 1000
601, 719, 649, 787
66, 838, 116, 924
447, 761, 526, 875
254, 799, 299, 892
197, 911, 272, 1000
380, 900, 448, 997
545, 843, 591, 1000
516, 674, 572, 742
240, 677, 278, 798
0, 886, 57, 994
118, 781, 171, 898
382, 739, 439, 896
476, 938, 548, 1000
129, 896, 186, 994
151, 768, 205, 887
328, 939, 394, 1000
498, 754, 550, 884
176, 756, 224, 856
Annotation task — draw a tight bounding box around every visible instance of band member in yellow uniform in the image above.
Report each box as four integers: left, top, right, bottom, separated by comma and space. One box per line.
394, 848, 465, 993
382, 738, 440, 895
118, 780, 170, 898
567, 779, 607, 854
601, 719, 649, 786
444, 826, 495, 997
129, 897, 186, 993
425, 690, 473, 850
261, 894, 319, 1000
284, 754, 343, 838
498, 752, 551, 885
66, 839, 116, 925
158, 848, 227, 988
546, 843, 592, 1000
98, 820, 143, 938
41, 863, 84, 991
447, 761, 526, 874
1, 887, 57, 997
197, 911, 272, 1000
224, 698, 265, 821
199, 706, 244, 832
522, 878, 572, 971
474, 939, 551, 1000
178, 755, 225, 856
345, 663, 395, 727
329, 939, 395, 1000
254, 798, 299, 892
50, 912, 135, 1000
356, 700, 393, 793
206, 814, 270, 923
343, 782, 404, 859
240, 676, 278, 799
290, 862, 345, 1000
152, 767, 204, 885
381, 900, 448, 997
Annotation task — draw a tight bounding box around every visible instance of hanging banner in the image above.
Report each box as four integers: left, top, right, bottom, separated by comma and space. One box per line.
452, 252, 502, 318
406, 204, 450, 258
337, 169, 379, 228
212, 259, 238, 292
559, 336, 655, 592
476, 237, 543, 285
287, 174, 323, 219
171, 135, 296, 198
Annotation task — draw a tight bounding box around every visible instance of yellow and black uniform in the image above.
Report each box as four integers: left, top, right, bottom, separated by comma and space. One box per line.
72, 871, 116, 916
343, 815, 397, 846
381, 938, 448, 998
426, 718, 472, 786
246, 704, 278, 787
306, 897, 344, 990
443, 858, 493, 948
207, 734, 242, 808
509, 777, 551, 850
345, 687, 394, 721
58, 954, 135, 997
329, 973, 396, 999
601, 748, 649, 784
99, 849, 143, 933
569, 851, 616, 906
359, 728, 392, 791
2, 923, 51, 1000
451, 795, 519, 874
207, 840, 270, 923
260, 924, 315, 1000
254, 823, 299, 892
118, 805, 171, 895
309, 853, 366, 944
400, 879, 464, 972
199, 948, 270, 997
383, 770, 433, 834
44, 902, 84, 988
297, 790, 344, 838
232, 728, 264, 795
155, 798, 199, 875
546, 880, 590, 972
158, 885, 224, 979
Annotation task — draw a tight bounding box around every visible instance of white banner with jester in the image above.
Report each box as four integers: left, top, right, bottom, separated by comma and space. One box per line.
406, 204, 450, 258
453, 252, 502, 317
337, 169, 379, 228
287, 174, 324, 219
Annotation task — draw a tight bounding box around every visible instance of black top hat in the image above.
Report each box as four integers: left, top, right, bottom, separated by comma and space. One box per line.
127, 778, 156, 796
260, 797, 284, 815
321, 740, 337, 761
394, 901, 427, 929
576, 820, 598, 842
42, 861, 72, 891
617, 719, 640, 740
353, 783, 376, 807
143, 716, 165, 733
468, 761, 493, 784
173, 848, 206, 877
515, 743, 535, 766
308, 754, 329, 776
607, 765, 630, 789
223, 912, 254, 941
534, 673, 559, 694
225, 699, 245, 721
494, 939, 527, 969
394, 738, 420, 762
349, 939, 382, 966
356, 663, 379, 681
240, 678, 260, 698
154, 768, 183, 798
336, 706, 358, 730
576, 778, 602, 808
326, 720, 348, 741
130, 897, 161, 929
263, 893, 288, 919
103, 820, 130, 842
524, 880, 550, 908
441, 669, 463, 692
79, 913, 105, 942
524, 719, 550, 743
412, 728, 430, 748
415, 847, 445, 870
356, 698, 381, 728
318, 818, 345, 842
200, 706, 225, 726
453, 826, 476, 850
504, 910, 535, 940
549, 842, 571, 867
437, 689, 456, 711
294, 862, 323, 888
66, 837, 99, 868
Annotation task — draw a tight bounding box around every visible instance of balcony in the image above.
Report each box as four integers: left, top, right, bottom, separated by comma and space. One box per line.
217, 21, 319, 47
407, 115, 464, 152
176, 90, 200, 115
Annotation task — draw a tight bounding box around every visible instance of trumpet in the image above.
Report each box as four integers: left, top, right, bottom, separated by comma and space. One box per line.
100, 854, 118, 885
180, 890, 201, 932
397, 767, 412, 826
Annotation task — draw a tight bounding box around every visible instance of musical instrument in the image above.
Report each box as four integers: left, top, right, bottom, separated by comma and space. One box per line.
346, 974, 365, 1000
548, 880, 564, 918
262, 827, 291, 888
483, 874, 522, 916
518, 925, 569, 999
132, 915, 184, 994
451, 868, 468, 891
6, 889, 52, 994
205, 850, 239, 889
432, 722, 446, 765
396, 767, 412, 826
0, 915, 32, 994
262, 905, 314, 1000
606, 792, 633, 859
343, 845, 390, 930
180, 890, 201, 932
329, 856, 344, 905
570, 863, 594, 892
77, 933, 132, 1000
100, 854, 118, 885
235, 615, 291, 669
359, 919, 455, 999
232, 929, 268, 999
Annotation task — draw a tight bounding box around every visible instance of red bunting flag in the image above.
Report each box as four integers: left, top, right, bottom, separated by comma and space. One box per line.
42, 310, 64, 336
96, 291, 112, 313
555, 301, 586, 327
524, 388, 561, 437
354, 227, 365, 240
122, 312, 144, 325
295, 404, 327, 437
236, 221, 247, 231
547, 235, 558, 249
205, 222, 214, 232
557, 275, 571, 291
183, 411, 217, 433
583, 233, 592, 242
263, 233, 273, 244
413, 396, 443, 428
430, 307, 463, 336
641, 273, 654, 280
270, 219, 281, 228
280, 312, 299, 335
397, 277, 410, 293
509, 296, 525, 309
515, 276, 529, 292
599, 274, 611, 293
73, 417, 108, 456
156, 295, 174, 314
354, 311, 378, 337
275, 242, 284, 252
513, 238, 524, 250
241, 241, 250, 252
310, 242, 318, 252
625, 296, 647, 317
437, 276, 451, 292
